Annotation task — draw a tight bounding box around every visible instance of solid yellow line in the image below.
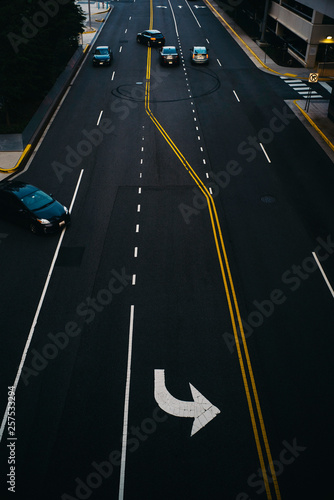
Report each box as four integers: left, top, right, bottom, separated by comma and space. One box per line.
146, 102, 274, 500
146, 1, 280, 498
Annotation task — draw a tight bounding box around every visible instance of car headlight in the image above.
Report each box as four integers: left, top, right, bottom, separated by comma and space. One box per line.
37, 218, 50, 224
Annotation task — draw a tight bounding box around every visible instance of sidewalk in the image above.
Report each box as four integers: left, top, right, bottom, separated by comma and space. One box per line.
1, 1, 333, 179
203, 0, 334, 162
0, 1, 112, 180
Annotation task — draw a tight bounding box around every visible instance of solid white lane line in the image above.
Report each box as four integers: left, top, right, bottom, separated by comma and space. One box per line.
185, 0, 201, 28
118, 305, 135, 500
167, 0, 179, 36
233, 90, 240, 102
0, 169, 84, 442
312, 252, 334, 298
260, 143, 271, 163
97, 110, 103, 126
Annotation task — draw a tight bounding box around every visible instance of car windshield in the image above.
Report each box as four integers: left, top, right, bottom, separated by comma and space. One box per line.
95, 48, 109, 55
163, 48, 177, 54
194, 47, 206, 54
21, 190, 53, 211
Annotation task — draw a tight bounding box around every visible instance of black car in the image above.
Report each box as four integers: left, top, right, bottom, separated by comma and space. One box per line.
190, 46, 209, 64
137, 30, 165, 47
159, 46, 180, 66
0, 181, 70, 234
92, 46, 113, 66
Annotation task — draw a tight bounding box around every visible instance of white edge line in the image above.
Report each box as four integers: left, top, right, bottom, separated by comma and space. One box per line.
118, 305, 135, 500
312, 252, 334, 298
0, 169, 84, 442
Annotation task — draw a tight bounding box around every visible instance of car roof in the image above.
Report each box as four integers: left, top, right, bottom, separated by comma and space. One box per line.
163, 46, 177, 49
96, 46, 109, 50
147, 30, 162, 34
193, 46, 207, 51
0, 181, 38, 197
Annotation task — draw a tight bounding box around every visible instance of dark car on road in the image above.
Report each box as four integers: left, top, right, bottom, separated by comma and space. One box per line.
0, 181, 70, 234
137, 30, 165, 47
92, 46, 113, 66
190, 46, 209, 64
159, 46, 180, 66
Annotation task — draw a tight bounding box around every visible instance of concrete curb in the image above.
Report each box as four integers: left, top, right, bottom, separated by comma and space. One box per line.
293, 100, 334, 152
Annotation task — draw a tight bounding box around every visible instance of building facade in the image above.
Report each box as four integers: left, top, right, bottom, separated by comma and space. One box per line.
268, 0, 334, 68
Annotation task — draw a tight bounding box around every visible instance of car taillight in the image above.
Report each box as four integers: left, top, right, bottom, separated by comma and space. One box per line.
206, 54, 208, 58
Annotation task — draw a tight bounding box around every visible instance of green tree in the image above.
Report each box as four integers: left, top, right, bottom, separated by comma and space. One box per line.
0, 0, 85, 132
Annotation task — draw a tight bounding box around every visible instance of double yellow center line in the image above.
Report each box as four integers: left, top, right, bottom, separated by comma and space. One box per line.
144, 2, 281, 499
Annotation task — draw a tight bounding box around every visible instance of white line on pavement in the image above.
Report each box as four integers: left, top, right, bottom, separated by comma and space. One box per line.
260, 143, 271, 163
97, 110, 103, 126
118, 305, 135, 500
0, 169, 84, 442
312, 252, 334, 298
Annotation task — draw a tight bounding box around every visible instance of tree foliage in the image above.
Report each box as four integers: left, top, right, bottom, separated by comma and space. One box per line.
0, 0, 85, 131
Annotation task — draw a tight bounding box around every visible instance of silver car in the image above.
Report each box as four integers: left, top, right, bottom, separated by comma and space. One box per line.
190, 46, 209, 64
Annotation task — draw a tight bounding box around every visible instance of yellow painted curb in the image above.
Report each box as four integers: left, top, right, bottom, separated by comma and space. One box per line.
0, 144, 32, 173
203, 0, 332, 82
93, 8, 110, 15
83, 43, 90, 54
294, 100, 334, 152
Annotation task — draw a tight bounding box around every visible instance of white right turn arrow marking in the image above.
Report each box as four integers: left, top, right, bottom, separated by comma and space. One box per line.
154, 369, 221, 436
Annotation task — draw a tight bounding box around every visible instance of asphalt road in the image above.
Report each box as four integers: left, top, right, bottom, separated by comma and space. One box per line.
1, 1, 334, 499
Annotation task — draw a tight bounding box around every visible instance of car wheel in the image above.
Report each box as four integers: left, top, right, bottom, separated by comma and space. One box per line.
148, 41, 151, 47
137, 37, 141, 43
30, 223, 39, 234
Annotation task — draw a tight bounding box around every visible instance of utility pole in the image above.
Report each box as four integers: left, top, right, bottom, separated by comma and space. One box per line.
260, 0, 271, 44
88, 0, 92, 30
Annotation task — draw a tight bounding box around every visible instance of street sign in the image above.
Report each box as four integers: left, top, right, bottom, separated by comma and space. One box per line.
309, 73, 319, 83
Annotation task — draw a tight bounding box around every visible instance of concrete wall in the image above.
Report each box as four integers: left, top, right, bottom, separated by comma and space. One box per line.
269, 2, 334, 67
298, 0, 334, 18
